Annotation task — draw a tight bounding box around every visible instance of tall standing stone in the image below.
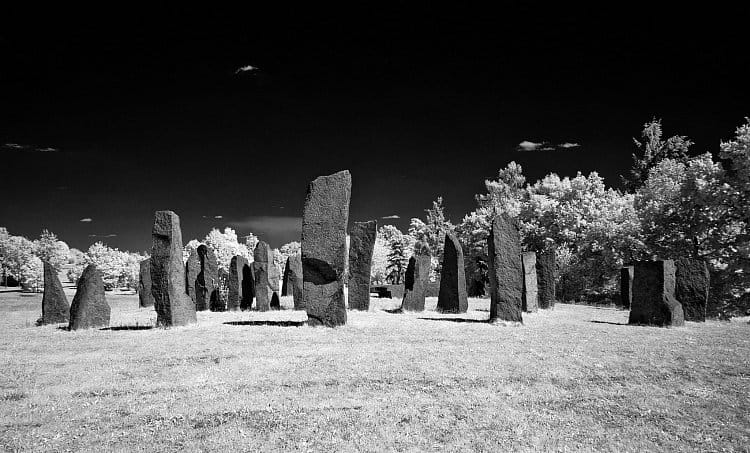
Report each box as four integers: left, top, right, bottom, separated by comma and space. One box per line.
253, 241, 280, 311
240, 262, 255, 311
286, 254, 304, 310
537, 246, 556, 309
68, 264, 110, 330
42, 261, 69, 324
195, 245, 222, 311
675, 258, 709, 322
138, 259, 155, 308
347, 220, 377, 311
228, 255, 249, 311
402, 253, 431, 312
628, 260, 684, 327
521, 252, 538, 312
620, 265, 634, 309
302, 170, 351, 326
488, 214, 523, 323
185, 248, 200, 305
151, 210, 196, 327
436, 232, 468, 313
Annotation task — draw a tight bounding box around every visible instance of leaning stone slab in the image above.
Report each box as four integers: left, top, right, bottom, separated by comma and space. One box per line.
139, 259, 155, 308
302, 170, 351, 326
348, 220, 377, 311
628, 260, 684, 327
488, 214, 523, 323
537, 246, 556, 309
402, 254, 431, 312
620, 265, 634, 309
436, 232, 468, 313
42, 261, 69, 324
521, 252, 538, 313
68, 264, 110, 330
151, 210, 196, 327
675, 258, 709, 322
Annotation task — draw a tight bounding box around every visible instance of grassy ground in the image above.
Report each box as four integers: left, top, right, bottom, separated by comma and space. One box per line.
0, 288, 748, 452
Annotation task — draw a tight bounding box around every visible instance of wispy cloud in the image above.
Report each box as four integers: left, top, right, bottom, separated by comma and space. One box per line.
517, 140, 544, 151
381, 215, 400, 219
559, 142, 581, 149
36, 147, 59, 152
79, 218, 92, 223
202, 215, 224, 219
517, 140, 581, 151
88, 234, 117, 238
2, 143, 60, 152
231, 216, 301, 233
214, 215, 223, 219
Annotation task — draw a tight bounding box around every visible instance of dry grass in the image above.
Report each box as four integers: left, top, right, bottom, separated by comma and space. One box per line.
0, 288, 748, 452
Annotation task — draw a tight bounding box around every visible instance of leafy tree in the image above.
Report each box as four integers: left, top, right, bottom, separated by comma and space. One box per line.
385, 234, 409, 284
476, 161, 526, 217
370, 236, 389, 285
623, 118, 693, 191
202, 227, 253, 274
20, 256, 43, 292
408, 197, 452, 276
32, 229, 69, 271
455, 209, 491, 296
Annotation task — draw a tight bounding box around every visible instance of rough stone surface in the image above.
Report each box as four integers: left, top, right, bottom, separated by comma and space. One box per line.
286, 254, 304, 310
425, 282, 440, 298
253, 241, 279, 311
42, 261, 69, 324
436, 232, 468, 313
620, 266, 634, 309
240, 263, 255, 311
521, 252, 539, 312
68, 264, 110, 330
193, 245, 222, 311
282, 257, 291, 297
628, 260, 684, 327
537, 246, 556, 309
185, 249, 200, 304
488, 214, 523, 323
348, 220, 377, 310
150, 210, 196, 327
402, 254, 431, 311
302, 170, 351, 326
675, 258, 709, 322
228, 255, 249, 311
138, 259, 155, 308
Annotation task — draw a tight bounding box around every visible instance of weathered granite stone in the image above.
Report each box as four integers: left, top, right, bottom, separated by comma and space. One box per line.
620, 265, 634, 309
302, 170, 351, 326
347, 220, 377, 311
282, 257, 291, 296
286, 254, 304, 310
521, 252, 539, 312
253, 241, 279, 311
42, 261, 69, 324
537, 246, 556, 309
150, 210, 196, 327
402, 254, 431, 311
425, 281, 440, 297
240, 262, 255, 311
675, 258, 709, 322
194, 245, 222, 311
436, 232, 468, 313
488, 214, 523, 323
138, 259, 155, 308
185, 248, 199, 305
628, 260, 684, 327
68, 264, 110, 330
228, 255, 248, 311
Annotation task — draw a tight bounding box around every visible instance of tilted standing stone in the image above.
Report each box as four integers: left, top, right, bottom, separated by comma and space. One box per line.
347, 220, 377, 311
42, 261, 69, 324
620, 265, 634, 309
402, 254, 431, 312
302, 170, 351, 326
436, 232, 468, 313
228, 255, 252, 311
521, 252, 538, 312
537, 246, 556, 309
253, 241, 279, 311
488, 214, 523, 323
139, 259, 155, 308
185, 248, 200, 305
286, 254, 304, 310
628, 260, 684, 327
675, 258, 709, 322
151, 210, 196, 327
68, 264, 110, 330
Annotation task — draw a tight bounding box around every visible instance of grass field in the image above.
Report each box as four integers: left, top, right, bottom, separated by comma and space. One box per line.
1, 287, 748, 452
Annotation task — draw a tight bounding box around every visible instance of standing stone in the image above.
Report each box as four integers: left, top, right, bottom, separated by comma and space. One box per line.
537, 246, 556, 309
269, 261, 281, 310
302, 170, 351, 326
402, 254, 431, 312
42, 261, 69, 324
194, 245, 222, 311
138, 259, 155, 308
185, 248, 200, 305
436, 232, 468, 313
628, 260, 684, 327
286, 254, 304, 310
68, 264, 110, 330
151, 210, 196, 327
253, 241, 279, 311
521, 252, 538, 312
488, 214, 523, 323
282, 257, 291, 296
620, 265, 634, 309
675, 258, 709, 322
228, 255, 247, 311
240, 262, 255, 311
348, 220, 377, 310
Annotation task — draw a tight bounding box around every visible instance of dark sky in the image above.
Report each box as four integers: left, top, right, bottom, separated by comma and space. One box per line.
1, 5, 748, 251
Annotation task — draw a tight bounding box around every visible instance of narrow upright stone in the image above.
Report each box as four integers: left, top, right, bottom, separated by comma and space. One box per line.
282, 257, 291, 296
42, 261, 69, 324
620, 265, 634, 309
537, 246, 556, 309
150, 210, 196, 327
628, 260, 684, 327
402, 254, 431, 312
138, 259, 155, 308
240, 262, 255, 311
436, 232, 468, 313
228, 255, 248, 311
194, 245, 222, 311
253, 241, 279, 311
68, 264, 110, 330
488, 214, 523, 323
302, 170, 351, 326
347, 220, 377, 311
521, 252, 538, 312
185, 248, 200, 305
675, 258, 709, 322
286, 254, 304, 310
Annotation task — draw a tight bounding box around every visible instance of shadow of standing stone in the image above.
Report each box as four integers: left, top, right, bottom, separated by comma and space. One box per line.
537, 246, 556, 309
628, 260, 684, 327
68, 264, 110, 330
521, 252, 538, 313
42, 261, 69, 324
488, 214, 523, 323
138, 259, 155, 308
302, 170, 351, 326
151, 210, 196, 327
436, 232, 468, 314
620, 265, 633, 309
348, 220, 377, 311
675, 258, 709, 322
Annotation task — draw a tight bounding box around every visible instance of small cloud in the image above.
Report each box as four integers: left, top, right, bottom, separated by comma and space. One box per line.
559, 142, 581, 149
517, 140, 580, 151
35, 147, 59, 152
214, 215, 223, 219
88, 233, 117, 238
104, 234, 117, 237
2, 143, 60, 152
517, 140, 545, 151
381, 215, 400, 219
79, 218, 92, 222
235, 64, 259, 74
2, 143, 27, 150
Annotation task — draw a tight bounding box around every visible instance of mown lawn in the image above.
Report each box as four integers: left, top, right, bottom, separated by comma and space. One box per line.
0, 288, 748, 452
